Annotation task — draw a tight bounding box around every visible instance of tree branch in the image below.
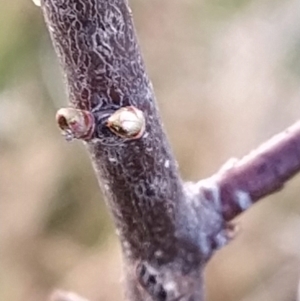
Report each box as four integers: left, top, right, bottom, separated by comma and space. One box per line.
38, 1, 300, 301
189, 121, 300, 223
41, 0, 207, 300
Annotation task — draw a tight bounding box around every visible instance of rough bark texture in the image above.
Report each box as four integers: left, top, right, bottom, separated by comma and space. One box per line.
189, 121, 300, 223
40, 1, 300, 301
41, 1, 214, 300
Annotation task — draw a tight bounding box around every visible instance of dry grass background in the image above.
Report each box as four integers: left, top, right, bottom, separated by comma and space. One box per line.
1, 1, 300, 301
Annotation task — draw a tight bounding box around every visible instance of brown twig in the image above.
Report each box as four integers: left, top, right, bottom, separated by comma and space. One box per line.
39, 1, 300, 301
190, 121, 300, 222
41, 0, 205, 300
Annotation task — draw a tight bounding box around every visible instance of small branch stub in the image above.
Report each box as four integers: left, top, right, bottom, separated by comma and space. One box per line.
107, 106, 146, 139
56, 108, 95, 141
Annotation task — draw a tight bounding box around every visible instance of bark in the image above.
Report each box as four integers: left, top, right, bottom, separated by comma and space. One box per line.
189, 121, 300, 223
39, 1, 300, 301
41, 1, 206, 300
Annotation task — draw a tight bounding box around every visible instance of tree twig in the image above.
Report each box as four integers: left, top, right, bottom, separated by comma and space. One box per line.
39, 1, 300, 301
189, 121, 300, 222
41, 0, 206, 300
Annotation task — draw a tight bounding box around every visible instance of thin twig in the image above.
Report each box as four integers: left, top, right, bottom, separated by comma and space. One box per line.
191, 121, 300, 222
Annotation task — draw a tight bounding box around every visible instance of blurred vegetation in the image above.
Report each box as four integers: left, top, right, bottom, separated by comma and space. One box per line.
1, 1, 300, 301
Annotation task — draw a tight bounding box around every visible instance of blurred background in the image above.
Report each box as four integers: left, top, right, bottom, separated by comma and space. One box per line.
1, 1, 300, 301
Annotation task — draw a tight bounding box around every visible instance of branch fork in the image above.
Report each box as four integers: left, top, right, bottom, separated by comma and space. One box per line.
37, 1, 300, 300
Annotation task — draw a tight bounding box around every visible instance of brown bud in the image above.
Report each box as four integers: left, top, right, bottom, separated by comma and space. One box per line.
107, 106, 145, 139
56, 108, 94, 141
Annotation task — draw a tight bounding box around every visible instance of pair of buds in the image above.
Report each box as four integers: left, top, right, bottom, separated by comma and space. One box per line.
56, 106, 145, 141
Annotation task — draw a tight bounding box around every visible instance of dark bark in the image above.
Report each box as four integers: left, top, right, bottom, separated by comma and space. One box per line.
39, 1, 300, 301
41, 1, 208, 300
190, 121, 300, 223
